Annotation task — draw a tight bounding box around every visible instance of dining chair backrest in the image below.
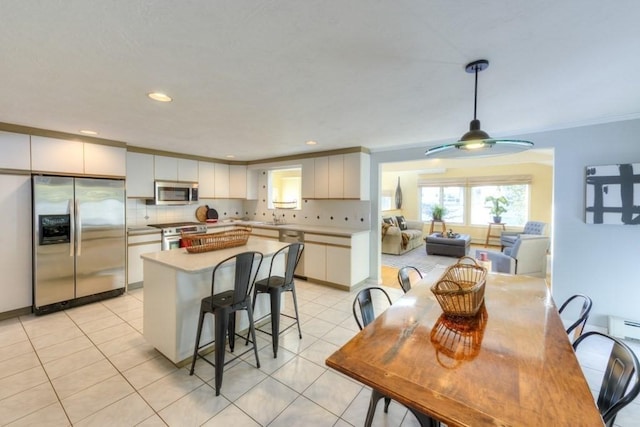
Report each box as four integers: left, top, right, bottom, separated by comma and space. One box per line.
212, 251, 263, 304
352, 287, 392, 330
573, 331, 640, 427
263, 242, 304, 287
558, 294, 592, 342
397, 266, 423, 293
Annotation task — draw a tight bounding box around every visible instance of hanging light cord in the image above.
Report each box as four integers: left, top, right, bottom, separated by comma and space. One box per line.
472, 64, 479, 121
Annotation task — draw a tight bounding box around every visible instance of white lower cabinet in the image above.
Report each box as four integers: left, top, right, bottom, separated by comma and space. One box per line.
250, 227, 279, 240
303, 231, 370, 289
303, 242, 327, 281
127, 231, 162, 286
326, 245, 350, 285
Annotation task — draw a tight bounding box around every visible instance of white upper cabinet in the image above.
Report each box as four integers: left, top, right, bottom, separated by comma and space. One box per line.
301, 152, 369, 200
229, 165, 247, 198
343, 152, 370, 200
246, 168, 258, 200
0, 131, 30, 170
328, 155, 344, 199
178, 158, 198, 182
31, 136, 126, 177
84, 143, 126, 176
198, 161, 216, 198
314, 157, 329, 199
214, 163, 230, 198
154, 156, 198, 182
198, 161, 241, 199
154, 156, 178, 181
31, 136, 84, 174
126, 152, 154, 198
301, 158, 315, 199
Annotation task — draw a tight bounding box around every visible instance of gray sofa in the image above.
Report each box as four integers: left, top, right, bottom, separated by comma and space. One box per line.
381, 218, 425, 255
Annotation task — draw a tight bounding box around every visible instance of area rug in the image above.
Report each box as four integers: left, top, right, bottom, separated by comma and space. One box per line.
381, 243, 460, 277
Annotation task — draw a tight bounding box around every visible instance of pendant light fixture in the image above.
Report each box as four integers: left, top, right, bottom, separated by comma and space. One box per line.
425, 59, 533, 158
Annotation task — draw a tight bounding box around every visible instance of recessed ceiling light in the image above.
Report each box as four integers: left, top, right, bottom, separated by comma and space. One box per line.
148, 92, 172, 102
226, 155, 235, 159
79, 129, 98, 135
305, 140, 317, 145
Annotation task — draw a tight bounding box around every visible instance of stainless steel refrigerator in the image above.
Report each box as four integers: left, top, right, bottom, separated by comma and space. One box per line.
33, 175, 126, 314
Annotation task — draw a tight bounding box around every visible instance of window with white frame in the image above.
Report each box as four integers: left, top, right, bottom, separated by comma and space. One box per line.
419, 180, 465, 223
470, 184, 529, 226
380, 190, 393, 211
419, 175, 531, 227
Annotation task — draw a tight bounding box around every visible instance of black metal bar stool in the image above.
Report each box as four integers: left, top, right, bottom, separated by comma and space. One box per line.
249, 242, 304, 357
189, 251, 263, 396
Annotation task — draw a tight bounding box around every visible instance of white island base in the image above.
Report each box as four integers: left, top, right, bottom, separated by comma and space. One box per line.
142, 238, 287, 365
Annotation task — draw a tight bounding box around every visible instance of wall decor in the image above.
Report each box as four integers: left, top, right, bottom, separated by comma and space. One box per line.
585, 162, 640, 224
395, 176, 403, 209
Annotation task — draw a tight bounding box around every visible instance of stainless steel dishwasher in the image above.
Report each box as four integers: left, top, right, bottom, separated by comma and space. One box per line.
279, 229, 305, 278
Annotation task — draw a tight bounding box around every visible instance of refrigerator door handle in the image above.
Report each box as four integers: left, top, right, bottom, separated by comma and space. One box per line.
69, 198, 75, 257
76, 198, 82, 256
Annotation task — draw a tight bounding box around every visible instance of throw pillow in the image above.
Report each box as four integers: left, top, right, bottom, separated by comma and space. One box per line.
395, 215, 407, 231
382, 217, 394, 225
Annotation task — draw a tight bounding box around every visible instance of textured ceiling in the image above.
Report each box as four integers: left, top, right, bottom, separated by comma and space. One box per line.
1, 1, 639, 161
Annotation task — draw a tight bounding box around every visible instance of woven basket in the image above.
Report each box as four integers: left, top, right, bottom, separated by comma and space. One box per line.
431, 256, 487, 317
181, 226, 252, 254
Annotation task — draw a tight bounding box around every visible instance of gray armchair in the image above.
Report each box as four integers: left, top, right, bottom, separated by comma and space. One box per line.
477, 235, 550, 278
500, 221, 546, 250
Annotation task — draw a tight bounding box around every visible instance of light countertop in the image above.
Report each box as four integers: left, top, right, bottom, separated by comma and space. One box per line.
129, 220, 370, 237
207, 220, 369, 237
140, 237, 288, 273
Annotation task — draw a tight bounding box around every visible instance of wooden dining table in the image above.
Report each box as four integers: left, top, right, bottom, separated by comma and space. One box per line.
326, 273, 603, 426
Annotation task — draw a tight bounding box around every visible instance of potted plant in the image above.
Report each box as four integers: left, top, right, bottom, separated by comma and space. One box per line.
431, 204, 447, 221
485, 196, 508, 223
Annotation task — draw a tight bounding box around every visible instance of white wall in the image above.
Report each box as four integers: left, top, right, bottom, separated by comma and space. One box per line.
370, 118, 640, 327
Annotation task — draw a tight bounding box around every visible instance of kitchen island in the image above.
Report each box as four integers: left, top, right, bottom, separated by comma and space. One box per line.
205, 221, 371, 290
141, 237, 288, 365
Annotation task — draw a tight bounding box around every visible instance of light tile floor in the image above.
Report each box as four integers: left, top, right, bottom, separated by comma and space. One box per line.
0, 278, 638, 426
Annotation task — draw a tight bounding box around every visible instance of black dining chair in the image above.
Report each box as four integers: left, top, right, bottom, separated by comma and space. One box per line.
573, 331, 640, 427
558, 294, 592, 342
352, 286, 393, 425
352, 286, 392, 331
352, 286, 439, 427
249, 242, 304, 358
189, 251, 263, 396
397, 266, 423, 293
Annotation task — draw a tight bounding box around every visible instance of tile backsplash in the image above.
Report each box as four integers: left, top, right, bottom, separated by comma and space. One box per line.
126, 198, 371, 229
126, 199, 244, 226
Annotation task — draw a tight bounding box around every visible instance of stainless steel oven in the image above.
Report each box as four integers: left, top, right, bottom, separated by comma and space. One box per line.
147, 222, 207, 250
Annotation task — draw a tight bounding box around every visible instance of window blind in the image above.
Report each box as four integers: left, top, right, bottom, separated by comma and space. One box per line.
418, 175, 532, 187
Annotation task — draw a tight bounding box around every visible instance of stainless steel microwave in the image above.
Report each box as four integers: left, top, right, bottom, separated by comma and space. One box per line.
148, 181, 198, 205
